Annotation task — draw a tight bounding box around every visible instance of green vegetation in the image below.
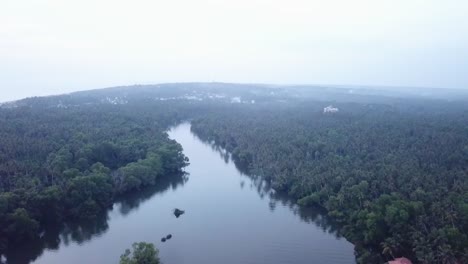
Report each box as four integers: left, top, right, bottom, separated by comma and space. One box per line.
0, 104, 188, 254
1, 84, 468, 263
191, 101, 468, 263
120, 242, 160, 264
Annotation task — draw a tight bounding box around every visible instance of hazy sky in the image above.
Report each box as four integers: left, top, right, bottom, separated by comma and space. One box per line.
1, 0, 468, 102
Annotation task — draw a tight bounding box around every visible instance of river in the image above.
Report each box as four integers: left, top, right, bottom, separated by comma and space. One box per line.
20, 123, 355, 264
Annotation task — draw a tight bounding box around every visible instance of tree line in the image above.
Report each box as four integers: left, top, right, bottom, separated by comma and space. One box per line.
1, 87, 467, 263
191, 100, 468, 263
0, 104, 189, 255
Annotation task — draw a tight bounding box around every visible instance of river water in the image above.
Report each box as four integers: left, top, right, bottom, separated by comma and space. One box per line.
22, 123, 355, 264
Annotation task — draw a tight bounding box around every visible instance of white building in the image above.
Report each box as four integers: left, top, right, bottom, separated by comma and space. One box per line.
323, 105, 339, 113
231, 97, 241, 103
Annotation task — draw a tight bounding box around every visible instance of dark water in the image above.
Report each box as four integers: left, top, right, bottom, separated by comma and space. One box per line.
20, 123, 355, 264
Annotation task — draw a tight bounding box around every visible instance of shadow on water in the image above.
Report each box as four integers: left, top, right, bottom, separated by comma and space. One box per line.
4, 172, 188, 264
191, 132, 349, 241
114, 172, 188, 216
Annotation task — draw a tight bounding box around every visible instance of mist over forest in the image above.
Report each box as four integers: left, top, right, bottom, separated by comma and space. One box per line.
0, 83, 467, 264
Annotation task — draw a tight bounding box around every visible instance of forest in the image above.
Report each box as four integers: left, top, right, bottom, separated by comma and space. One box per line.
0, 103, 189, 255
0, 84, 467, 263
191, 99, 468, 263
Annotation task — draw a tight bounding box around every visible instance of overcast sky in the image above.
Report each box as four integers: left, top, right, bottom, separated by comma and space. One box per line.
1, 0, 468, 102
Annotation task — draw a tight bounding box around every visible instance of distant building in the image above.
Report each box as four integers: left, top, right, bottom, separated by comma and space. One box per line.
323, 105, 339, 113
231, 97, 241, 103
103, 96, 128, 105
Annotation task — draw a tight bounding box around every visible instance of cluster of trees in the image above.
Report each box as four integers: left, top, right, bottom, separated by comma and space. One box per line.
0, 104, 188, 255
191, 100, 468, 263
120, 242, 160, 264
2, 84, 467, 263
2, 172, 188, 264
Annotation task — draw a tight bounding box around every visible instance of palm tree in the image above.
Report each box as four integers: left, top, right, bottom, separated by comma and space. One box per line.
381, 240, 395, 259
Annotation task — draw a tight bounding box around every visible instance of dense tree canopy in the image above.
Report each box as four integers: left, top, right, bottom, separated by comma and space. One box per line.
120, 242, 160, 264
0, 103, 189, 255
191, 100, 468, 263
1, 84, 467, 264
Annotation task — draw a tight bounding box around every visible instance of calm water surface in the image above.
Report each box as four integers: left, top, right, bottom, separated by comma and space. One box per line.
24, 123, 355, 264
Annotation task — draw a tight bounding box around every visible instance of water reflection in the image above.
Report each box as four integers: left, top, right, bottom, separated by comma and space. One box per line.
114, 173, 188, 216
190, 132, 348, 242
15, 123, 355, 264
6, 172, 187, 264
